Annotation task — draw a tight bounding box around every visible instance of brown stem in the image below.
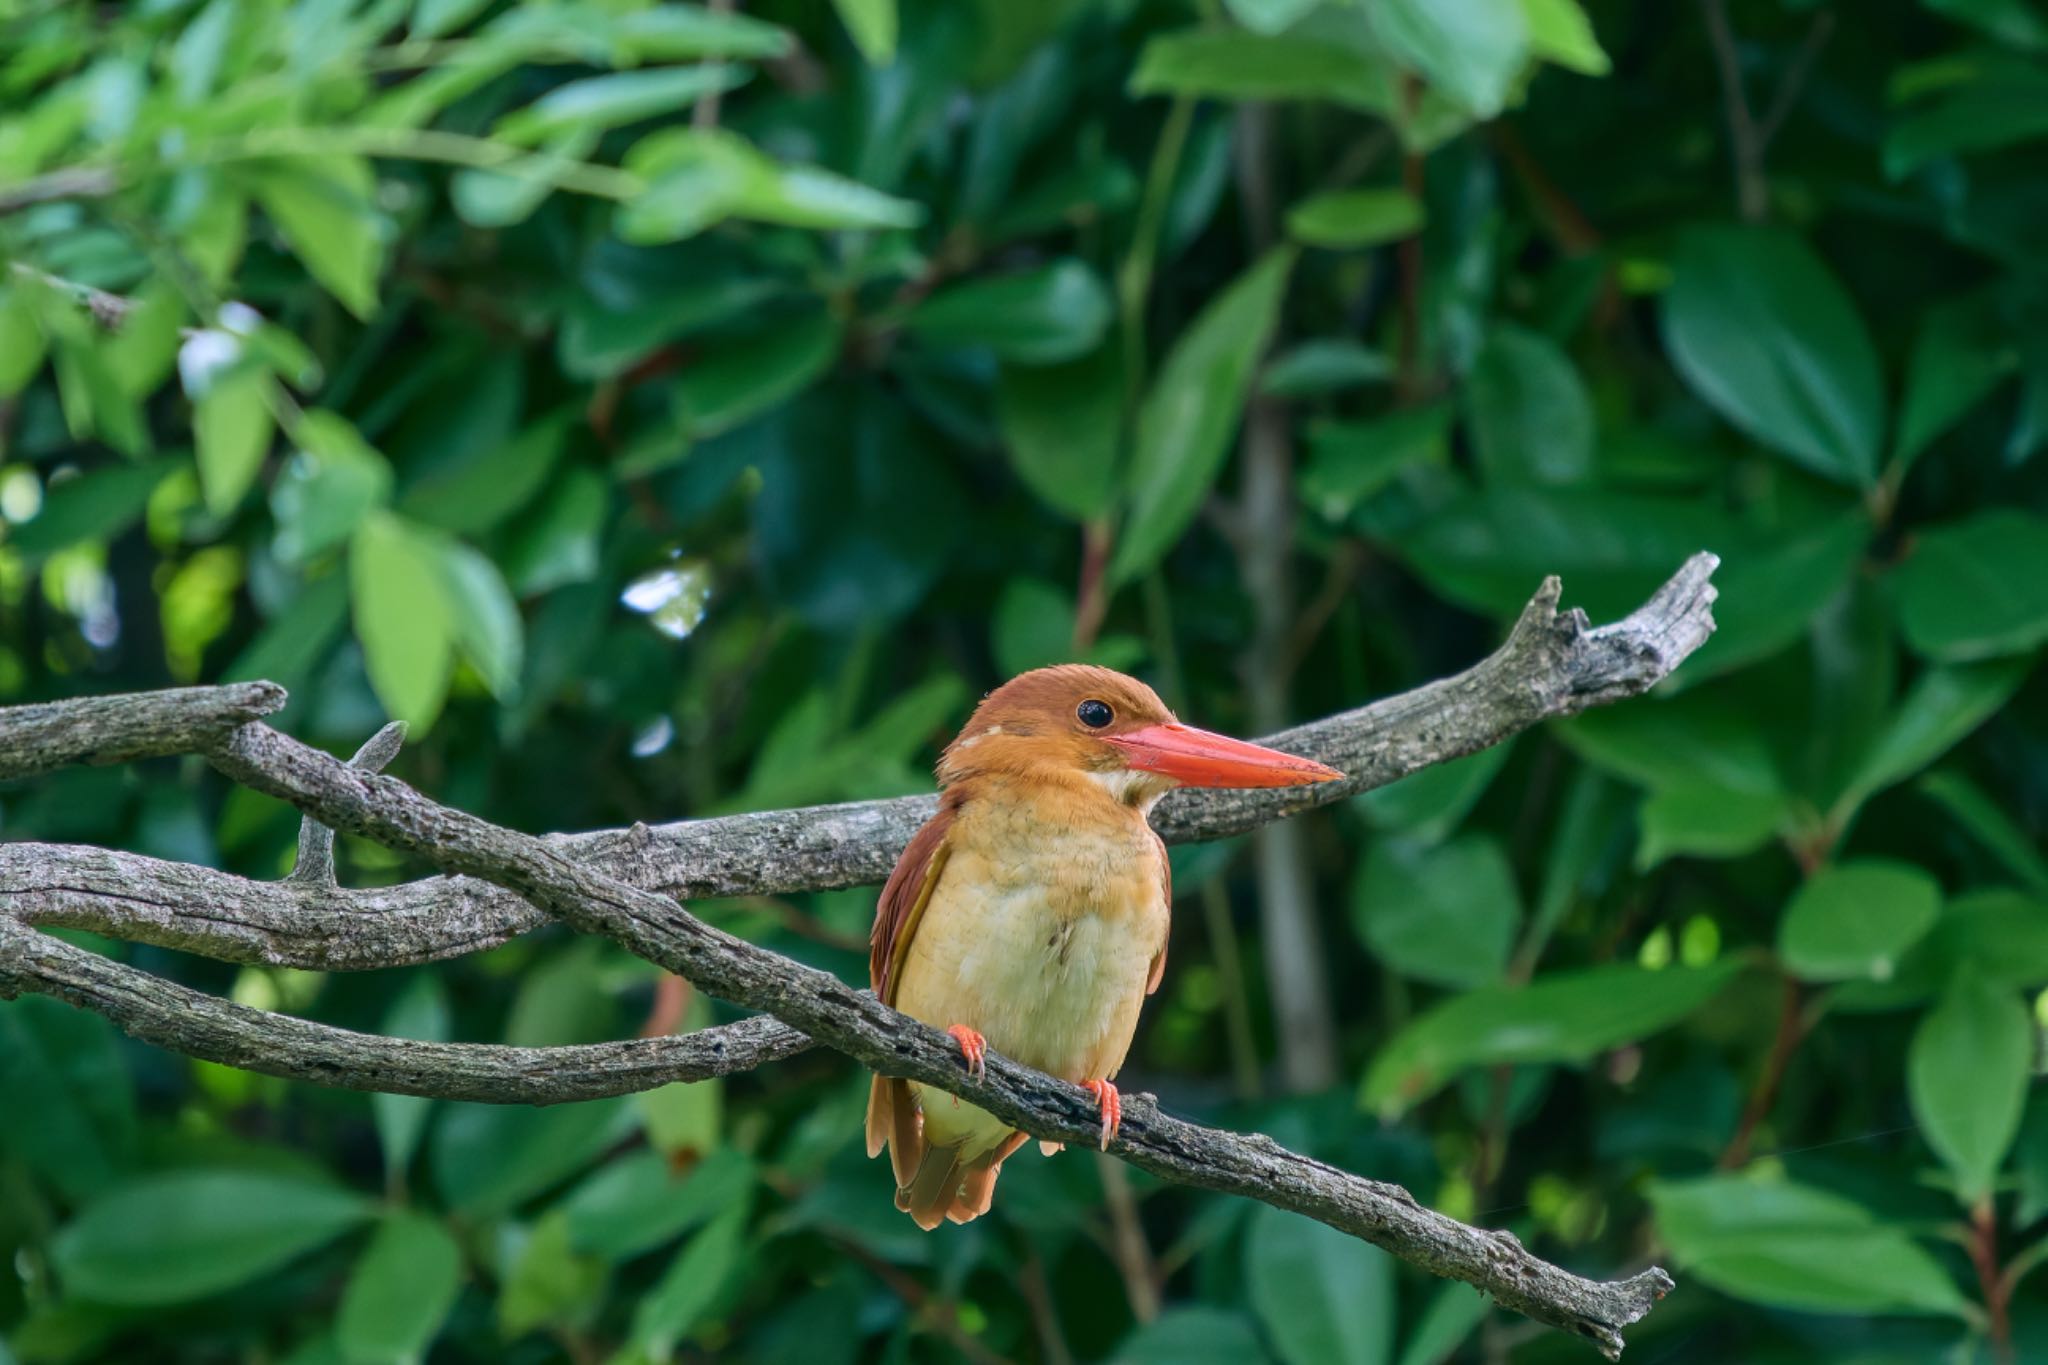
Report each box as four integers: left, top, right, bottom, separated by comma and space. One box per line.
1971, 1200, 2014, 1364
1096, 1152, 1162, 1323
1699, 0, 1769, 223
1073, 519, 1113, 651
1717, 974, 1807, 1169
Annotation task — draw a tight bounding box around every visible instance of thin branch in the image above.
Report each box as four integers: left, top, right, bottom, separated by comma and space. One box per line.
1699, 0, 1768, 223
290, 721, 406, 886
0, 558, 1720, 1356
1, 556, 1720, 972
0, 680, 285, 780
195, 711, 1682, 1355
0, 917, 813, 1103
1754, 12, 1835, 150
0, 167, 120, 216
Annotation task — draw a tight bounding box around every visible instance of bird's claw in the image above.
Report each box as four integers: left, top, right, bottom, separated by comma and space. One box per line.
946, 1024, 987, 1083
1080, 1079, 1120, 1150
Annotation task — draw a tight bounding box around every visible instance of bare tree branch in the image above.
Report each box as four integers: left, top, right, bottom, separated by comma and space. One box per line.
2, 555, 1720, 971
290, 721, 407, 886
0, 917, 813, 1102
199, 716, 1676, 1357
0, 680, 285, 780
0, 558, 1721, 1357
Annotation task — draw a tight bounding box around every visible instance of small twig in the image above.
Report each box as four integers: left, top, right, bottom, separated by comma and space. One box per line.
1718, 974, 1807, 1169
289, 721, 406, 886
1754, 12, 1836, 150
1096, 1152, 1162, 1323
1018, 1249, 1076, 1365
693, 0, 739, 127
0, 167, 120, 216
838, 1238, 1016, 1365
1699, 0, 1768, 223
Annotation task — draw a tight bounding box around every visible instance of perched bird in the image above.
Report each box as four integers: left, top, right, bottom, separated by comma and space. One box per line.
866, 664, 1342, 1228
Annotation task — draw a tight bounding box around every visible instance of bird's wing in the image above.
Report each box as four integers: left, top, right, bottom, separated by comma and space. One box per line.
869, 799, 957, 1006
1146, 828, 1170, 996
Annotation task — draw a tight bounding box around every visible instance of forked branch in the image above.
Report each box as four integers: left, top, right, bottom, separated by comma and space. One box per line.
0, 555, 1719, 1358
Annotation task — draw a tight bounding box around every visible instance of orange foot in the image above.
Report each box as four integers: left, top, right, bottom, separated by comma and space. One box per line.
1080, 1079, 1121, 1150
946, 1024, 987, 1082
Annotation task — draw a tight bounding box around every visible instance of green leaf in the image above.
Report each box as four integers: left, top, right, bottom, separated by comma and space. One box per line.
1261, 339, 1393, 398
272, 410, 392, 564
0, 285, 49, 395
1560, 692, 1782, 797
832, 0, 896, 64
1649, 1174, 1968, 1316
631, 1200, 750, 1354
372, 974, 448, 1187
431, 1098, 631, 1216
497, 1211, 606, 1339
1355, 740, 1511, 845
1835, 656, 2031, 814
1393, 1283, 1487, 1365
1779, 861, 1942, 983
413, 0, 492, 38
1284, 188, 1424, 249
451, 131, 601, 229
193, 367, 276, 515
1924, 0, 2048, 48
1885, 59, 2048, 176
6, 458, 177, 564
610, 5, 794, 60
1224, 0, 1325, 35
1676, 514, 1870, 684
1361, 963, 1739, 1116
1353, 835, 1521, 988
1465, 324, 1594, 485
336, 1213, 462, 1365
1130, 28, 1393, 110
1660, 225, 1885, 487
0, 997, 136, 1204
1300, 403, 1450, 519
1367, 0, 1530, 117
995, 346, 1124, 522
675, 311, 843, 439
1246, 1203, 1392, 1365
247, 156, 384, 319
1916, 771, 2048, 896
907, 260, 1112, 365
1113, 1308, 1273, 1365
1916, 889, 2048, 992
431, 539, 523, 701
350, 513, 456, 732
496, 66, 749, 145
1518, 0, 1610, 75
562, 1147, 754, 1261
52, 1171, 371, 1306
1111, 248, 1295, 584
1909, 970, 2031, 1201
1636, 783, 1786, 869
401, 407, 574, 534
620, 129, 921, 242
1891, 510, 2048, 661
1397, 486, 1730, 621
1893, 295, 2016, 469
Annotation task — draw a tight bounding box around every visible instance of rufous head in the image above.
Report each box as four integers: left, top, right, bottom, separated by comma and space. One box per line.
937, 664, 1342, 807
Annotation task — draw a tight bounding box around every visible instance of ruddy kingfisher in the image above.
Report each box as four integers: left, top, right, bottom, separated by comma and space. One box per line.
866, 664, 1342, 1228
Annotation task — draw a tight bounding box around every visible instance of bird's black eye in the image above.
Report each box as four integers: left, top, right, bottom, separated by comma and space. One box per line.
1077, 699, 1114, 729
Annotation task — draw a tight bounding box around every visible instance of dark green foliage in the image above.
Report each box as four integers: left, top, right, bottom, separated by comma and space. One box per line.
1, 0, 2045, 1361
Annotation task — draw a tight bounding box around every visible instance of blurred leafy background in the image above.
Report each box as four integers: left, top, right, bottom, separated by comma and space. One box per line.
2, 0, 2046, 1361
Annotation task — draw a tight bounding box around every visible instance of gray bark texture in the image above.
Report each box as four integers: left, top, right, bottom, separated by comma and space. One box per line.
0, 554, 1720, 1359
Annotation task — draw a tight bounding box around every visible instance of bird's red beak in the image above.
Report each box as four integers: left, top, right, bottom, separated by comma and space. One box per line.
1103, 724, 1344, 789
